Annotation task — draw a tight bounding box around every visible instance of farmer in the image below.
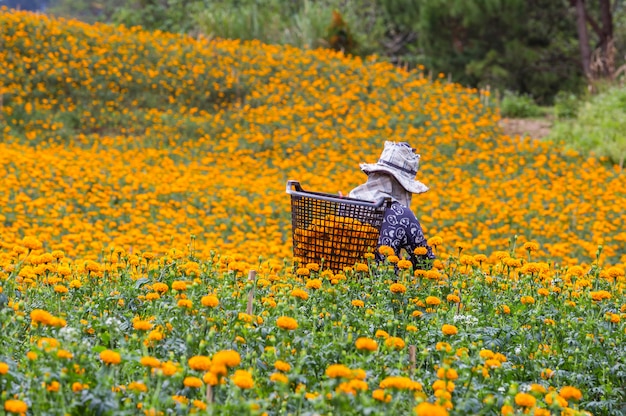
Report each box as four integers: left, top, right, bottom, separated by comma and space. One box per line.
348, 141, 435, 270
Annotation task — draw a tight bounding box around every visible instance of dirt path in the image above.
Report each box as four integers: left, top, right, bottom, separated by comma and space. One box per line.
499, 118, 553, 140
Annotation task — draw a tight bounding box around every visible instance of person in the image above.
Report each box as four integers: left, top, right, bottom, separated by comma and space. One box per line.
348, 141, 435, 270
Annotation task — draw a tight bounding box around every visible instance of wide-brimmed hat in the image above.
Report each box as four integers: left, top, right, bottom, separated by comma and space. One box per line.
360, 141, 429, 194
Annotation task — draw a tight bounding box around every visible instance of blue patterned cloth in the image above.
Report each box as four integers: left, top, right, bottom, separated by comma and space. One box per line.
377, 202, 435, 270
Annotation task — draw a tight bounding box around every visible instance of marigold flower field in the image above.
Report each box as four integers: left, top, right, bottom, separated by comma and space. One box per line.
0, 9, 625, 416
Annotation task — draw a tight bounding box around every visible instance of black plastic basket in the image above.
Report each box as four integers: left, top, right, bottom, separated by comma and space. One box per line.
286, 180, 392, 272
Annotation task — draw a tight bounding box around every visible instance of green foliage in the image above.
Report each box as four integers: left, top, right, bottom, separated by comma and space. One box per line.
195, 0, 385, 56
499, 91, 544, 118
553, 91, 582, 119
548, 86, 626, 169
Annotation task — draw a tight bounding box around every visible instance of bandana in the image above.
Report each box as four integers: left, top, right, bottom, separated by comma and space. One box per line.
348, 172, 412, 207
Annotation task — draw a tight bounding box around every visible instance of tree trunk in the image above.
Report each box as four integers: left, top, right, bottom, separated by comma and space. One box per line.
599, 0, 614, 77
574, 0, 592, 77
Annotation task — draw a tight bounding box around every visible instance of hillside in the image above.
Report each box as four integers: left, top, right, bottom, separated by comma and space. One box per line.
0, 9, 625, 268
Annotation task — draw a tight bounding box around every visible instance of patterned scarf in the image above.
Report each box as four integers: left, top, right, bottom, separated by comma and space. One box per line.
348, 172, 412, 207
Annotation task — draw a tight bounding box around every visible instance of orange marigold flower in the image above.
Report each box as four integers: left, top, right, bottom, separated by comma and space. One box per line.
100, 349, 121, 365
441, 324, 458, 336
414, 401, 449, 416
514, 392, 536, 407
183, 376, 203, 388
559, 386, 583, 401
231, 370, 254, 389
390, 283, 407, 294
276, 316, 298, 330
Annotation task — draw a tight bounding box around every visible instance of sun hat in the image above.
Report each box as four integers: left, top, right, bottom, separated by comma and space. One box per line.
359, 141, 429, 194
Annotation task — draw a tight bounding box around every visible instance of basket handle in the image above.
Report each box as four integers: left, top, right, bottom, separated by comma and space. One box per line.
286, 180, 391, 208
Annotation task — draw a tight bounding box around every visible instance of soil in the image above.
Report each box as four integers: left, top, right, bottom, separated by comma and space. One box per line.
498, 117, 553, 140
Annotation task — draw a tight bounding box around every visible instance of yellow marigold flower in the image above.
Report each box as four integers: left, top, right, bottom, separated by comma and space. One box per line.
22, 236, 43, 250
390, 283, 407, 294
30, 309, 54, 326
355, 263, 369, 272
177, 299, 193, 308
378, 245, 395, 257
435, 342, 451, 352
231, 369, 254, 389
325, 364, 352, 379
140, 356, 161, 368
296, 267, 310, 276
387, 255, 399, 263
514, 392, 536, 407
529, 384, 547, 394
559, 386, 583, 401
152, 282, 169, 293
306, 262, 320, 271
133, 320, 153, 331
407, 324, 418, 332
276, 316, 298, 330
427, 236, 443, 247
26, 352, 37, 361
520, 295, 535, 305
183, 376, 203, 388
100, 349, 121, 365
426, 296, 441, 306
412, 310, 424, 318
446, 294, 460, 303
436, 368, 458, 380
441, 324, 458, 336
128, 381, 148, 392
56, 349, 73, 359
171, 281, 187, 291
274, 360, 291, 372
501, 404, 514, 415
270, 372, 289, 383
397, 259, 412, 270
193, 400, 207, 410
53, 285, 68, 294
384, 336, 406, 350
498, 304, 511, 314
212, 350, 241, 368
72, 382, 87, 392
4, 399, 28, 414
523, 241, 540, 252
188, 356, 212, 371
160, 361, 178, 376
351, 299, 364, 307
372, 388, 392, 402
414, 246, 428, 256
355, 337, 378, 351
590, 290, 611, 301
414, 401, 449, 416
379, 376, 422, 391
374, 329, 389, 339
203, 371, 219, 386
484, 359, 501, 368
0, 362, 8, 375
306, 279, 322, 289
545, 391, 568, 407
291, 288, 309, 300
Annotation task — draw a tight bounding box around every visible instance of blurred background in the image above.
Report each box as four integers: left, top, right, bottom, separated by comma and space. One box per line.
3, 0, 626, 162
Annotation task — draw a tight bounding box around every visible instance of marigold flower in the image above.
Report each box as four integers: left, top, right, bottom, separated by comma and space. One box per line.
426, 296, 441, 306
188, 356, 212, 371
379, 376, 422, 391
212, 350, 241, 368
414, 401, 449, 416
0, 362, 8, 375
374, 329, 389, 339
291, 288, 309, 300
559, 386, 583, 401
351, 299, 364, 307
274, 360, 291, 372
128, 381, 148, 392
4, 399, 28, 414
100, 349, 121, 365
306, 279, 322, 289
276, 316, 298, 330
384, 336, 405, 350
171, 281, 187, 291
231, 369, 254, 389
390, 283, 407, 294
514, 392, 536, 407
140, 356, 161, 368
133, 320, 153, 331
441, 324, 458, 336
325, 364, 352, 379
270, 372, 289, 383
183, 376, 203, 388
372, 389, 392, 402
378, 245, 395, 257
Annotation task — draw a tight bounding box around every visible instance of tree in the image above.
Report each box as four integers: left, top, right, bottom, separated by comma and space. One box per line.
571, 0, 623, 80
